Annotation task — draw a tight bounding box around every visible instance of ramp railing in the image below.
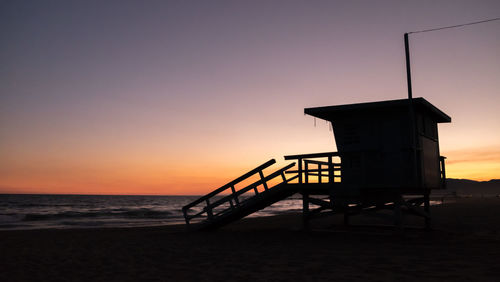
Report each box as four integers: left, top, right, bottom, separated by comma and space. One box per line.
439, 156, 447, 188
182, 159, 296, 226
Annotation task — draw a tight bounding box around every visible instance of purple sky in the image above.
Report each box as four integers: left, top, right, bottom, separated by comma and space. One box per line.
1, 0, 499, 194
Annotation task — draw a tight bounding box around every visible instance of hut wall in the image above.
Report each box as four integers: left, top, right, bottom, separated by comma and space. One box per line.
331, 108, 440, 191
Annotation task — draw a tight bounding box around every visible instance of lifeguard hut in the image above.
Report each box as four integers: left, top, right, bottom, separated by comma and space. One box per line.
182, 33, 451, 230
181, 97, 450, 230
305, 97, 450, 193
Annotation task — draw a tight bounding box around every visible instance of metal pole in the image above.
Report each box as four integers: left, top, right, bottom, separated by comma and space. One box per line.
404, 33, 419, 187
404, 33, 413, 100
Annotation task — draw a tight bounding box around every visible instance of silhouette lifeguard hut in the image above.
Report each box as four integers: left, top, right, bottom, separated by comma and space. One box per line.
306, 98, 450, 193
182, 97, 450, 230
182, 32, 452, 230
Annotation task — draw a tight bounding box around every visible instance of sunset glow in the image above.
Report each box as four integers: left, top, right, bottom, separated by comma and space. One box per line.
1, 1, 499, 195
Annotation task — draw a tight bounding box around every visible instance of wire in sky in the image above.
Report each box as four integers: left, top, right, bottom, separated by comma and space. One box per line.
408, 17, 500, 34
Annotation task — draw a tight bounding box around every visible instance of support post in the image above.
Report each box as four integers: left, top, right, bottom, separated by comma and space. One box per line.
302, 193, 310, 230
394, 195, 403, 230
343, 202, 350, 226
343, 212, 350, 226
424, 191, 431, 230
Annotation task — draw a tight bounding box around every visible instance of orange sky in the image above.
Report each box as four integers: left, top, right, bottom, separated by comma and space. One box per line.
1, 1, 499, 195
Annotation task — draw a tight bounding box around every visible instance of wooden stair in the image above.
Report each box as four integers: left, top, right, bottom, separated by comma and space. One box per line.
182, 151, 443, 230
182, 159, 297, 230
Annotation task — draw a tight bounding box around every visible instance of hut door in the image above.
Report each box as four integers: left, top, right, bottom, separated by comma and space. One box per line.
420, 136, 440, 189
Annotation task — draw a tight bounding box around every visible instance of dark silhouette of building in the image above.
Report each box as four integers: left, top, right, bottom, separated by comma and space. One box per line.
305, 97, 450, 192
182, 97, 451, 230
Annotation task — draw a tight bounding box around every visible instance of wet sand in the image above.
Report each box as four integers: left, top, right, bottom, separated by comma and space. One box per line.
1, 198, 500, 281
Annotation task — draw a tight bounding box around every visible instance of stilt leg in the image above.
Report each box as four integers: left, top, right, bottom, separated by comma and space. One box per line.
394, 195, 403, 230
424, 192, 431, 230
343, 202, 350, 226
343, 211, 350, 226
302, 193, 310, 230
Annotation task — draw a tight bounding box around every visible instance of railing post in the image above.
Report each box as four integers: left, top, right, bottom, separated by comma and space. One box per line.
440, 156, 446, 188
280, 171, 287, 183
181, 158, 284, 225
298, 158, 303, 184
304, 160, 309, 184
328, 156, 333, 183
182, 208, 190, 226
318, 163, 322, 183
231, 185, 240, 206
259, 170, 269, 190
206, 199, 213, 220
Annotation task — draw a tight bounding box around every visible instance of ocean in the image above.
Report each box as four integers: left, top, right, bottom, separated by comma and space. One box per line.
0, 194, 446, 230
0, 194, 304, 230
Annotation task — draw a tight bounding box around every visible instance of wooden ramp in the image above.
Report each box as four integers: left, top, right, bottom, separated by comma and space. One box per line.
182, 159, 297, 230
182, 151, 442, 230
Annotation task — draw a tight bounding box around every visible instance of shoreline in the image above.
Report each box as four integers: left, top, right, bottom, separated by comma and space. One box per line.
0, 194, 463, 232
2, 197, 499, 234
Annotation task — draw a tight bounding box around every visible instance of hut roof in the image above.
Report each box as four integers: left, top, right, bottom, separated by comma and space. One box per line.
304, 97, 451, 123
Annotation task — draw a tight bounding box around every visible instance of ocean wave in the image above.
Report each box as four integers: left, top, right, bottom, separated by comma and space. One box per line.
22, 208, 175, 222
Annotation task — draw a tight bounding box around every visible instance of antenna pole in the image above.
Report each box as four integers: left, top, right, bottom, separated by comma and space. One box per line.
404, 33, 412, 100
404, 32, 420, 187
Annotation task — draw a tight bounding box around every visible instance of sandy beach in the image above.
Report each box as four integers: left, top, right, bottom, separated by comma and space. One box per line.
1, 198, 500, 281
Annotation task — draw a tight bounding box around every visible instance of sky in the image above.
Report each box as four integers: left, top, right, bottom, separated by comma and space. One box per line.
1, 0, 499, 195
